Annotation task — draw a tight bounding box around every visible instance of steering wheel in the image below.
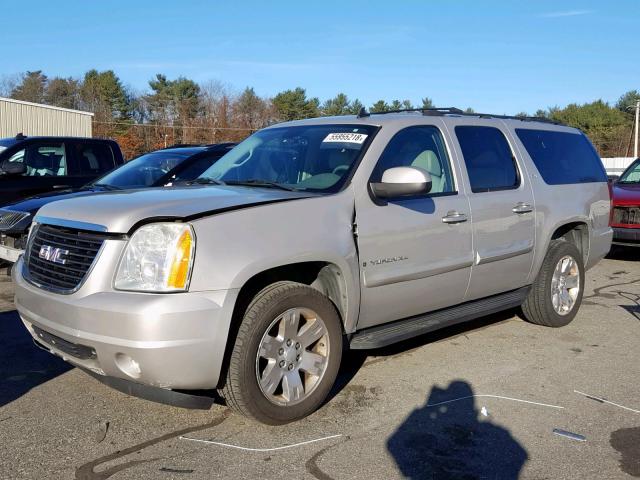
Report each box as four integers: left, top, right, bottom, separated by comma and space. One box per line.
332, 165, 349, 176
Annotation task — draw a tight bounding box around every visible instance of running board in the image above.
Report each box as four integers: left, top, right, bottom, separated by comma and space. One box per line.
349, 287, 530, 350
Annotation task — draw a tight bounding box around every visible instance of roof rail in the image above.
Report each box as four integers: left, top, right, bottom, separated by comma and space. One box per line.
161, 143, 206, 149
366, 107, 564, 125
203, 142, 237, 149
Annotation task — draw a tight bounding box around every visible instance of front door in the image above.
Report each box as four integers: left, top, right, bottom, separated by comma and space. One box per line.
355, 125, 474, 329
0, 141, 70, 204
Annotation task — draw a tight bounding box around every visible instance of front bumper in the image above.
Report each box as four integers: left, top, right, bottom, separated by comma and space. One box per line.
612, 227, 640, 247
13, 257, 239, 390
0, 244, 23, 263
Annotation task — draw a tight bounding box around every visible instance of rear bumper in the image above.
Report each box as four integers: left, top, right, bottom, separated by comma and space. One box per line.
612, 227, 640, 246
13, 257, 239, 390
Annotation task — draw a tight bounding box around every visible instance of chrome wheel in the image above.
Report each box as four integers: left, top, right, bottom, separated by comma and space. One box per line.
551, 255, 580, 315
255, 307, 330, 406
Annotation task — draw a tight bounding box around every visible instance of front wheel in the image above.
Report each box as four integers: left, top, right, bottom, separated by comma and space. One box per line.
220, 282, 343, 424
522, 240, 585, 327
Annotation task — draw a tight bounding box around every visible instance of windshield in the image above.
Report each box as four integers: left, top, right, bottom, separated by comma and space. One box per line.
618, 160, 640, 184
199, 124, 375, 192
94, 150, 192, 188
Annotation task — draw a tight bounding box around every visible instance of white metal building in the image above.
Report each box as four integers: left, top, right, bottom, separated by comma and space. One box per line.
601, 157, 637, 176
0, 97, 93, 138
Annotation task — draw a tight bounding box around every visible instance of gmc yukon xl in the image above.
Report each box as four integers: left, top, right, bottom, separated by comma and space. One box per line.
13, 108, 612, 424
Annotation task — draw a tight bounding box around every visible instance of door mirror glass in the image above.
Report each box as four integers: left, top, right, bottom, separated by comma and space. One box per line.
0, 158, 27, 176
370, 166, 432, 199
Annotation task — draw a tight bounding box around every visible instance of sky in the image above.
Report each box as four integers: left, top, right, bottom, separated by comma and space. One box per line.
1, 0, 638, 114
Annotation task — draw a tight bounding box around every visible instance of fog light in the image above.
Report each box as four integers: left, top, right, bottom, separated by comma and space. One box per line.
115, 353, 142, 379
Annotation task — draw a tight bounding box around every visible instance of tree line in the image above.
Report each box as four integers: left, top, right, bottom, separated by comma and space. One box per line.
1, 70, 638, 159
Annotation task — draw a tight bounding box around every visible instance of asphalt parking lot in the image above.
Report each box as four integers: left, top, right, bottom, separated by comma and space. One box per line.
1, 249, 639, 480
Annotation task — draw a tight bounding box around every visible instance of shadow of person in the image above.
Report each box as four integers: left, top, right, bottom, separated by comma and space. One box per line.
0, 310, 71, 407
387, 381, 528, 479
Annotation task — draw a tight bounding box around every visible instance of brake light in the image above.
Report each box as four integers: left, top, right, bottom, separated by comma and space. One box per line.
607, 182, 614, 227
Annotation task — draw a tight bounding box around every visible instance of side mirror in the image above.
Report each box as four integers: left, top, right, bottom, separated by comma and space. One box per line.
370, 166, 432, 199
0, 160, 27, 176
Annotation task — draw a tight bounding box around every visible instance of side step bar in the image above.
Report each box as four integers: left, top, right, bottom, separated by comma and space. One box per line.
349, 286, 530, 350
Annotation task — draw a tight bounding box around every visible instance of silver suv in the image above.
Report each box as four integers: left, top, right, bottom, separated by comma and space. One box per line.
13, 108, 612, 424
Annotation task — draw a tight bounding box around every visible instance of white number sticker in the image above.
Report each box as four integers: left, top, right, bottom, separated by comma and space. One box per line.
322, 133, 368, 144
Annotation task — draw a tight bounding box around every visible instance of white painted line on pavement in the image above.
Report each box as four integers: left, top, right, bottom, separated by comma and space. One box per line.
179, 433, 343, 452
425, 394, 564, 409
574, 390, 640, 414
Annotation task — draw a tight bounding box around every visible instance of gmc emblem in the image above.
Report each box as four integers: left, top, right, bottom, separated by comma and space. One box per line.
39, 245, 69, 265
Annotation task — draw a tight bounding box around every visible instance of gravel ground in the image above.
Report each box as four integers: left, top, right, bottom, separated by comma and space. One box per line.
0, 249, 639, 480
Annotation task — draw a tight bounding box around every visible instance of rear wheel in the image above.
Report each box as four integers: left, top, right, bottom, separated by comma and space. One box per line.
522, 240, 584, 327
220, 282, 342, 424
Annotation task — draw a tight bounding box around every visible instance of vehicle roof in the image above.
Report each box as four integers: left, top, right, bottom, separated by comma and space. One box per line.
267, 110, 580, 134
155, 142, 237, 156
0, 136, 117, 143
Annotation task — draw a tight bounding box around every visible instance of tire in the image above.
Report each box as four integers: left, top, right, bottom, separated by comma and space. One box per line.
522, 240, 585, 327
220, 281, 343, 424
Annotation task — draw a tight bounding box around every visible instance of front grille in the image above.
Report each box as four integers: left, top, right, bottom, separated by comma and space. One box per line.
613, 206, 640, 225
25, 224, 108, 292
32, 325, 96, 359
0, 210, 29, 231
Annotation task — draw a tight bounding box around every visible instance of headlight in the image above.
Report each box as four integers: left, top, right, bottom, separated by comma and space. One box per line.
114, 223, 195, 292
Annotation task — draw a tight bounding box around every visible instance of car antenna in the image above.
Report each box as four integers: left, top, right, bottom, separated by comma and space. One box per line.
357, 107, 370, 118
15, 132, 26, 140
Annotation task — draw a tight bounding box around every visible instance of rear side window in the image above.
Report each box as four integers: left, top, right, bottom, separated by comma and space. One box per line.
515, 129, 607, 185
455, 126, 519, 193
75, 143, 116, 175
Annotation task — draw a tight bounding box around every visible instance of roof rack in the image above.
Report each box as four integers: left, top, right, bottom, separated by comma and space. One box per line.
360, 107, 564, 125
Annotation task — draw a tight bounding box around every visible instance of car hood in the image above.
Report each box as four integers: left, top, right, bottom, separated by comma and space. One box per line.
1, 188, 102, 215
612, 183, 640, 206
35, 186, 314, 233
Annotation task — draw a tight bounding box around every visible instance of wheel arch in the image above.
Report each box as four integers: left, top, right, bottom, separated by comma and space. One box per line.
217, 260, 355, 388
550, 220, 590, 264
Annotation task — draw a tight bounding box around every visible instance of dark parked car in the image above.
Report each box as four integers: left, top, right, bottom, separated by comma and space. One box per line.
0, 134, 125, 205
0, 143, 236, 263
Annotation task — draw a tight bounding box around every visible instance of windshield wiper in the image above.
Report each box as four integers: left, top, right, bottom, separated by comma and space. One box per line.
90, 183, 122, 191
225, 180, 299, 191
183, 177, 226, 186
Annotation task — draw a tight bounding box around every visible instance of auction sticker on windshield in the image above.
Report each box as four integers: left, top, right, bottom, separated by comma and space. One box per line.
323, 133, 368, 144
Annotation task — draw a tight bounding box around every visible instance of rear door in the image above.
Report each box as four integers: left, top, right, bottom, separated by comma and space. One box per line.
70, 141, 118, 187
451, 123, 536, 301
355, 123, 474, 328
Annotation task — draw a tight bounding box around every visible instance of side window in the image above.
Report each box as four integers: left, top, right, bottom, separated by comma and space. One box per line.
455, 126, 519, 193
75, 143, 116, 175
172, 154, 224, 183
371, 126, 455, 195
515, 129, 607, 185
9, 143, 68, 177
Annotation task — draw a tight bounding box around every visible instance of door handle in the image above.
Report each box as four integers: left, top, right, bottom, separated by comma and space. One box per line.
52, 185, 71, 189
512, 202, 533, 214
442, 211, 468, 224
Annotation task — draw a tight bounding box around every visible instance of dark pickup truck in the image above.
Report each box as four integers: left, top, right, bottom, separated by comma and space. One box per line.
0, 134, 124, 205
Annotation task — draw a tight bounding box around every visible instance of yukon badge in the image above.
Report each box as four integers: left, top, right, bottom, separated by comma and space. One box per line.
363, 256, 408, 267
39, 245, 69, 265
